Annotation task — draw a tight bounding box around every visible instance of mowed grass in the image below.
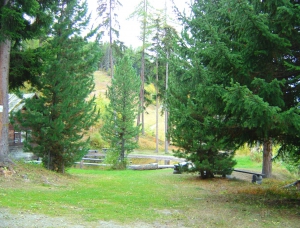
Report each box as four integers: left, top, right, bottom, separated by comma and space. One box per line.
0, 161, 299, 227
235, 155, 262, 170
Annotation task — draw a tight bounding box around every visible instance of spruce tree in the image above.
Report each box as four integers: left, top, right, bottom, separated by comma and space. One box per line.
150, 14, 178, 154
0, 0, 58, 167
169, 0, 300, 178
97, 0, 122, 78
14, 0, 100, 173
129, 0, 155, 137
102, 55, 140, 169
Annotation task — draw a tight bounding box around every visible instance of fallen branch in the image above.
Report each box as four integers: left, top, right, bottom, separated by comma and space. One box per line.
282, 180, 300, 190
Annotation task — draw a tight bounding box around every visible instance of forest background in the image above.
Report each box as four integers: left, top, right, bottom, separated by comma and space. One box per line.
0, 0, 300, 178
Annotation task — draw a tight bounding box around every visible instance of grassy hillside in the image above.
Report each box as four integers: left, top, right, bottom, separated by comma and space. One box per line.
91, 70, 174, 153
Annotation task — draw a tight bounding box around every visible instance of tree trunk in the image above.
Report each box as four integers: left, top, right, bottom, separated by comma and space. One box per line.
164, 52, 169, 154
262, 138, 272, 178
0, 39, 12, 166
140, 0, 147, 136
136, 0, 148, 140
120, 137, 125, 162
155, 56, 159, 153
109, 0, 113, 78
140, 48, 145, 135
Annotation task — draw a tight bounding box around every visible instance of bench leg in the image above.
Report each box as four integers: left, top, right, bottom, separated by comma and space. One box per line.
252, 174, 262, 184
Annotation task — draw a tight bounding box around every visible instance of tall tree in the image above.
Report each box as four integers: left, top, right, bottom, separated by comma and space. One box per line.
97, 0, 122, 78
129, 0, 155, 137
14, 0, 100, 173
150, 15, 163, 153
170, 0, 300, 178
102, 55, 140, 169
98, 41, 127, 71
150, 11, 178, 154
161, 24, 178, 154
0, 0, 57, 167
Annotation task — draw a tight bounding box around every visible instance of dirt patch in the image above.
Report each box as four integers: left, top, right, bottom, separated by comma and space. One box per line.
0, 208, 87, 228
0, 208, 187, 228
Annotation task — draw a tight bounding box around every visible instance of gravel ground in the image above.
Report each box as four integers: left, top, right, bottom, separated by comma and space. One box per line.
0, 208, 183, 228
0, 208, 138, 228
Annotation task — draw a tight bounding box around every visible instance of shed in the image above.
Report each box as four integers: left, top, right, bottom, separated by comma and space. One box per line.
8, 93, 36, 149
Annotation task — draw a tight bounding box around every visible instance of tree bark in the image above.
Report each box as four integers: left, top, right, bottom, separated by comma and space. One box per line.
0, 39, 12, 165
155, 55, 159, 153
262, 138, 272, 178
109, 0, 114, 78
140, 0, 147, 136
164, 52, 169, 154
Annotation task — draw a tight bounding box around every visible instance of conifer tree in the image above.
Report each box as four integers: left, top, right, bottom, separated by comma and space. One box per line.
14, 0, 100, 173
97, 0, 122, 78
129, 0, 155, 137
151, 16, 163, 153
169, 0, 300, 178
102, 55, 140, 169
150, 14, 178, 154
0, 0, 58, 167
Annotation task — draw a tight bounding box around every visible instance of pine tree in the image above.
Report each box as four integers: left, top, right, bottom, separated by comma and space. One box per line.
151, 16, 163, 153
102, 55, 140, 169
14, 0, 100, 173
0, 0, 58, 167
169, 0, 300, 178
150, 14, 178, 154
129, 0, 155, 137
97, 0, 122, 78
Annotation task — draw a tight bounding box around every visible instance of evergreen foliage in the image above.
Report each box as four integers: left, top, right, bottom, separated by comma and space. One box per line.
129, 0, 157, 136
1, 0, 58, 89
9, 46, 44, 89
102, 55, 140, 169
0, 0, 56, 41
13, 0, 100, 173
0, 0, 60, 164
169, 0, 300, 178
98, 41, 127, 71
97, 0, 122, 78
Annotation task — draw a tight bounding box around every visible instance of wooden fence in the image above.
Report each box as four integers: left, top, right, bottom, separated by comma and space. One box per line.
74, 149, 184, 169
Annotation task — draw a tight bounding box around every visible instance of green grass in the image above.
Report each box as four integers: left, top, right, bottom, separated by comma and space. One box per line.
235, 155, 262, 170
0, 161, 299, 227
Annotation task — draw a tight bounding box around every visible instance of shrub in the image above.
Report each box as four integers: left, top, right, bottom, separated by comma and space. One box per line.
90, 132, 107, 149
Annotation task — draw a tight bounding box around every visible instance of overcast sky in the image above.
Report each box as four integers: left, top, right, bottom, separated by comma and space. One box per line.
87, 0, 190, 48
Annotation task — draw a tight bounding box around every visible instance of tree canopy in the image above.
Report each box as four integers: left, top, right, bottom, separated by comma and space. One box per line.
168, 0, 300, 177
13, 0, 100, 173
0, 0, 60, 165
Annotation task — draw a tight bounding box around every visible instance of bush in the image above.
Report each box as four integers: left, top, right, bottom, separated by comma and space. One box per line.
104, 149, 128, 170
90, 132, 107, 149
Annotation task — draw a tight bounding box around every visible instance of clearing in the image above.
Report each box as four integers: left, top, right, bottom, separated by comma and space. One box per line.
0, 161, 299, 228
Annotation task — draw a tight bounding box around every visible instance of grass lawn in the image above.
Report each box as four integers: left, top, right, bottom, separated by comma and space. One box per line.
235, 155, 262, 170
0, 161, 299, 227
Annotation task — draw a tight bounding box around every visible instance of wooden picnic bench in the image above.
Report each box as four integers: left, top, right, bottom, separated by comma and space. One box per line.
233, 169, 265, 184
74, 149, 106, 168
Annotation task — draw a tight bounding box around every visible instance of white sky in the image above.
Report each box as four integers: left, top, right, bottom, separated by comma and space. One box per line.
87, 0, 190, 48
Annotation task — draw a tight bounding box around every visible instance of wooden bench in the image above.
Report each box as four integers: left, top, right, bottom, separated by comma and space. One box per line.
74, 149, 106, 168
233, 169, 265, 184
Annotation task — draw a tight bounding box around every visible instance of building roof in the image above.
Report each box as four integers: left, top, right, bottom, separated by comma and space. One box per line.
9, 93, 36, 113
